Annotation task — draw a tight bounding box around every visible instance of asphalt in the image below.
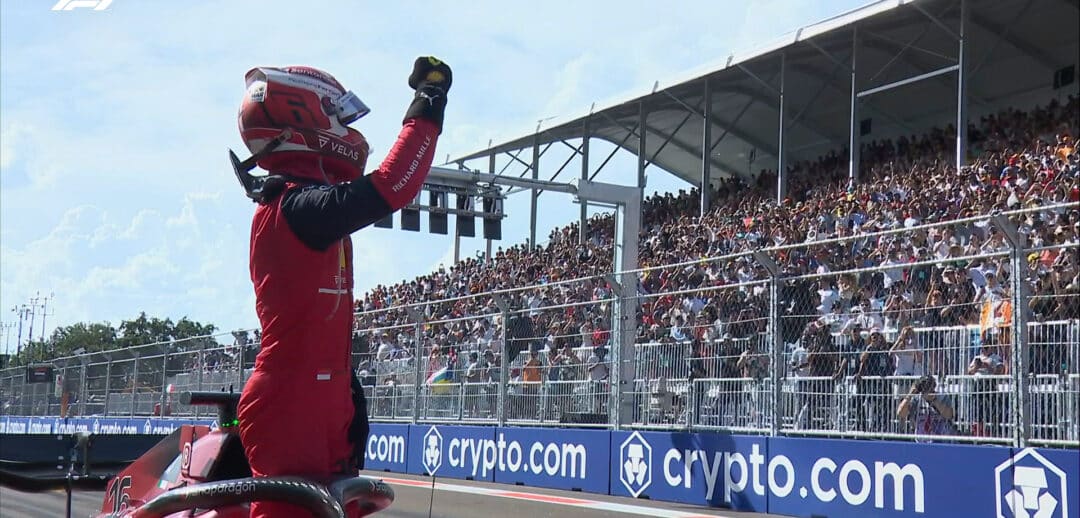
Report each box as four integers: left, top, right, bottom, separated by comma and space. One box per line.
0, 471, 790, 518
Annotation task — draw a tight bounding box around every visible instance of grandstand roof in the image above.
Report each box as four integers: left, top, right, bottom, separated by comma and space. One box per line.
453, 0, 1079, 187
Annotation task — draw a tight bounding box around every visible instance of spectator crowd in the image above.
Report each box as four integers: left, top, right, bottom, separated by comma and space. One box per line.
353, 96, 1079, 437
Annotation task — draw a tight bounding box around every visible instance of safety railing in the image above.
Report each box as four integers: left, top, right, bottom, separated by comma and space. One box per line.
1, 203, 1077, 449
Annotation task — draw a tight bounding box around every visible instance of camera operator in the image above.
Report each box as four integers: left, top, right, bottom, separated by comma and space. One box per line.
897, 375, 957, 442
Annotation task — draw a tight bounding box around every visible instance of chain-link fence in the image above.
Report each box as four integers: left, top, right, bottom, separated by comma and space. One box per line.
0, 332, 257, 420
1, 204, 1077, 448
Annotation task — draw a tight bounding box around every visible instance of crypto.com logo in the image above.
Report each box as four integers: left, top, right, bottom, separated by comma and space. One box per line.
52, 0, 113, 11
995, 448, 1069, 518
422, 426, 443, 475
619, 431, 653, 498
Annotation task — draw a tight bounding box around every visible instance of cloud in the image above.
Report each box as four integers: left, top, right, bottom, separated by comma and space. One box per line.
1, 0, 865, 350
0, 197, 252, 349
0, 123, 23, 170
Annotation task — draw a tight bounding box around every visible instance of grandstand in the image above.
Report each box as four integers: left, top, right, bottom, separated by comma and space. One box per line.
1, 0, 1077, 451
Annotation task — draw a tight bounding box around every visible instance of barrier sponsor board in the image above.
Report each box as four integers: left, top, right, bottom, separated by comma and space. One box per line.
994, 447, 1077, 518
766, 437, 1005, 518
365, 423, 409, 473
0, 416, 214, 434
609, 430, 769, 510
5, 417, 1077, 518
491, 426, 608, 493
406, 425, 497, 481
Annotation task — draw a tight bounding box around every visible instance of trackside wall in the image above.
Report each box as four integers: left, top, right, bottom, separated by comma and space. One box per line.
2, 417, 1075, 518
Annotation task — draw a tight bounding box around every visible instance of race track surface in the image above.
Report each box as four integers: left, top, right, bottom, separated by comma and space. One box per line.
0, 471, 791, 518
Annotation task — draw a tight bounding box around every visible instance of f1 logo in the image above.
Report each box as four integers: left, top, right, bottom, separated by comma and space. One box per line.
52, 0, 113, 10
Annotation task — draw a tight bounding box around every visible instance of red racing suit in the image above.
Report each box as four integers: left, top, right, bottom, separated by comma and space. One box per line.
238, 118, 439, 518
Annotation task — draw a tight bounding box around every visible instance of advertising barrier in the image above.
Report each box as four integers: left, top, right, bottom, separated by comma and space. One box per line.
491, 426, 608, 493
609, 430, 769, 509
0, 415, 214, 435
2, 417, 1077, 518
365, 423, 410, 473
406, 425, 498, 481
396, 427, 1078, 518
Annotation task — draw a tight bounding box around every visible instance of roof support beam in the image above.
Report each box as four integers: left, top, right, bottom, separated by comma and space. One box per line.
659, 88, 780, 156
860, 28, 956, 63
777, 51, 787, 204
597, 110, 745, 181
498, 149, 525, 176
910, 1, 960, 41
849, 26, 860, 187
535, 141, 586, 198
969, 0, 1036, 77
591, 123, 638, 181
710, 94, 757, 154
637, 102, 647, 206
787, 53, 849, 128
530, 137, 538, 247
857, 64, 959, 98
969, 10, 1058, 71
956, 0, 969, 172
809, 32, 987, 123
865, 14, 941, 85
701, 77, 712, 216
645, 110, 696, 169
708, 75, 846, 145
580, 116, 589, 245
736, 63, 780, 96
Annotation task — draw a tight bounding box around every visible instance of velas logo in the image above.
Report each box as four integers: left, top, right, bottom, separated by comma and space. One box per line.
422, 426, 443, 475
995, 448, 1069, 518
316, 134, 361, 161
619, 431, 652, 498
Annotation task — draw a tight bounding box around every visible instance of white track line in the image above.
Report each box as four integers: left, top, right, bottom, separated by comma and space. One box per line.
381, 476, 736, 518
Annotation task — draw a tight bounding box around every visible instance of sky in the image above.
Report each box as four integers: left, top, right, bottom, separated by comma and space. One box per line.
0, 0, 870, 354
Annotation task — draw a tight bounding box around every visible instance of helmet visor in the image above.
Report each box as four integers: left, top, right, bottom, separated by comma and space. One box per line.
332, 91, 370, 125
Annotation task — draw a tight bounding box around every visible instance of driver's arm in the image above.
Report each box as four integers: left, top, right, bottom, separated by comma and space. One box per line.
281, 118, 440, 251
279, 57, 451, 251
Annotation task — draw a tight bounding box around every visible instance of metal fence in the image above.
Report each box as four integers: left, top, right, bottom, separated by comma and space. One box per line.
1, 203, 1077, 449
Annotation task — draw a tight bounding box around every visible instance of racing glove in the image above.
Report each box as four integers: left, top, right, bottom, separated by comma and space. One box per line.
403, 56, 452, 133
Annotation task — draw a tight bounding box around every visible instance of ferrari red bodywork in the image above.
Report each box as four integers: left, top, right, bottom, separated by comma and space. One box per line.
99, 424, 251, 517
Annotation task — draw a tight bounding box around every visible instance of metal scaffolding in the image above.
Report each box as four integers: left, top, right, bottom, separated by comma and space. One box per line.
450, 0, 1076, 243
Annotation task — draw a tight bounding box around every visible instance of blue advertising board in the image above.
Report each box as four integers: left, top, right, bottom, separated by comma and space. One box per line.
405, 424, 497, 482
0, 416, 214, 434
492, 426, 609, 494
364, 423, 410, 473
608, 430, 770, 511
996, 447, 1079, 518
3, 416, 1077, 518
766, 436, 1011, 518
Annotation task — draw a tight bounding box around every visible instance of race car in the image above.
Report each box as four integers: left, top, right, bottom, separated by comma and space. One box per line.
0, 390, 394, 518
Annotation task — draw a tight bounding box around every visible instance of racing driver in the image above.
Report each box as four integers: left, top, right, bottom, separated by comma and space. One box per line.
234, 56, 452, 517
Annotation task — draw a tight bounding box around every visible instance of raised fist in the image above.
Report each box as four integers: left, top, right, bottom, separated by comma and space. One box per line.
408, 56, 452, 93
403, 56, 452, 132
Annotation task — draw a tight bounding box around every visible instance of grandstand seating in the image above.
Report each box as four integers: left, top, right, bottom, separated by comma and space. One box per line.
1, 97, 1077, 446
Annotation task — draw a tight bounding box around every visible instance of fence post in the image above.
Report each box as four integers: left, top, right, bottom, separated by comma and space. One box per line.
78, 359, 88, 417
753, 251, 781, 436
195, 341, 205, 419
607, 272, 638, 430
131, 352, 140, 418
405, 307, 425, 425
492, 294, 511, 427
103, 361, 112, 416
160, 348, 170, 417
991, 214, 1030, 447
236, 335, 246, 390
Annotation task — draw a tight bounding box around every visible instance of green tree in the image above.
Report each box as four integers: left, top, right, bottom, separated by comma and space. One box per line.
5, 313, 220, 365
116, 312, 218, 349
48, 322, 118, 356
